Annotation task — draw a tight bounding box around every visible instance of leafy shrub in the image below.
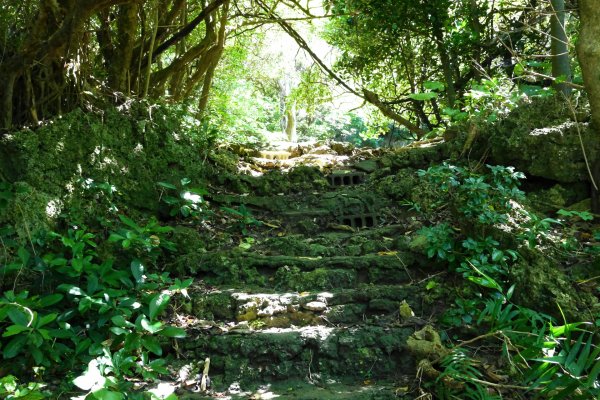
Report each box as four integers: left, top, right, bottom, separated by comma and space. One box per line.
0, 212, 186, 399
157, 178, 208, 219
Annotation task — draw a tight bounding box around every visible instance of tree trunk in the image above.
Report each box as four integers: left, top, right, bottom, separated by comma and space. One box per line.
429, 9, 456, 107
285, 101, 297, 142
0, 72, 16, 131
110, 3, 139, 92
576, 0, 600, 212
198, 0, 229, 115
550, 0, 571, 96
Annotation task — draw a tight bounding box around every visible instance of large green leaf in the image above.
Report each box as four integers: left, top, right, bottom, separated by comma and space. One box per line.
141, 317, 162, 334
408, 92, 437, 101
158, 182, 178, 190
57, 284, 86, 296
149, 293, 170, 321
142, 335, 162, 356
424, 81, 445, 91
118, 214, 139, 230
3, 335, 26, 358
159, 326, 186, 338
39, 293, 64, 307
6, 307, 32, 326
130, 260, 145, 284
2, 324, 30, 337
93, 389, 126, 400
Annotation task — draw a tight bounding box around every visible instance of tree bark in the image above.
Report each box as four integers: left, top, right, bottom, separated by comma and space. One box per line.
285, 101, 297, 142
550, 0, 571, 96
363, 89, 427, 139
110, 3, 139, 92
576, 0, 600, 211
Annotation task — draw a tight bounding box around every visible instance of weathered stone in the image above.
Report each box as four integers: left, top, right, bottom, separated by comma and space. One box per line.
406, 325, 449, 361
353, 159, 378, 173
369, 299, 398, 313
303, 301, 327, 311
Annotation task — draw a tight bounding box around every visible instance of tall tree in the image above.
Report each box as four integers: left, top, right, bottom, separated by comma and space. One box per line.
0, 0, 230, 131
550, 0, 572, 96
577, 0, 600, 212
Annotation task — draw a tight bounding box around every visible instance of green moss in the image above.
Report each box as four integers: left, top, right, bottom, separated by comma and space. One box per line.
509, 247, 598, 321
192, 291, 235, 320
0, 182, 55, 239
275, 267, 357, 291
170, 226, 206, 256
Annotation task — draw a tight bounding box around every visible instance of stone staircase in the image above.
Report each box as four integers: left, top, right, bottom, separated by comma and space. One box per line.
171, 156, 442, 399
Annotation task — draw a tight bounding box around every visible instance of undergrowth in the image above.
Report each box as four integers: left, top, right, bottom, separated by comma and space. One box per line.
413, 162, 600, 399
0, 179, 189, 399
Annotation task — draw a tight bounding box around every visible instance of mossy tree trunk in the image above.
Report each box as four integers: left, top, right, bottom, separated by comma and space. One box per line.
0, 0, 230, 132
550, 0, 571, 96
576, 0, 600, 211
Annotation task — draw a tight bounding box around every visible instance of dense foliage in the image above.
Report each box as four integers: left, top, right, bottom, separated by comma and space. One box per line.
1, 0, 600, 399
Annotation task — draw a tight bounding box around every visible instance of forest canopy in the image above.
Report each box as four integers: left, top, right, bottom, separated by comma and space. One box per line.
0, 0, 586, 140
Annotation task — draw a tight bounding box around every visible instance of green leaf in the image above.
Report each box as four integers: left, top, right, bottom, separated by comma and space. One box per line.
36, 313, 57, 328
118, 214, 140, 230
424, 81, 445, 91
93, 389, 126, 400
39, 293, 64, 307
108, 233, 125, 242
3, 335, 26, 358
7, 307, 31, 326
149, 293, 170, 320
131, 260, 145, 284
142, 335, 162, 356
408, 92, 437, 101
491, 249, 504, 262
31, 346, 44, 365
111, 315, 134, 328
2, 324, 30, 337
158, 326, 186, 338
140, 317, 162, 333
188, 187, 209, 196
158, 182, 178, 190
109, 327, 130, 336
467, 276, 502, 291
180, 177, 191, 186
57, 284, 86, 296
17, 247, 30, 265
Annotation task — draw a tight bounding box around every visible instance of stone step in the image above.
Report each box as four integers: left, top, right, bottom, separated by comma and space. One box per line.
179, 379, 400, 400
187, 285, 423, 327
177, 324, 416, 389
255, 227, 410, 258
188, 252, 426, 289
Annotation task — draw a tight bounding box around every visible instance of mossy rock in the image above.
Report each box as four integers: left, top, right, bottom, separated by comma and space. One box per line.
509, 247, 598, 320
0, 182, 56, 240
484, 96, 600, 183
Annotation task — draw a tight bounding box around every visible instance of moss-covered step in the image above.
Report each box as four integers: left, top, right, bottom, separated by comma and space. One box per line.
179, 378, 401, 400
187, 284, 422, 326
178, 325, 415, 389
183, 251, 427, 287
255, 227, 411, 257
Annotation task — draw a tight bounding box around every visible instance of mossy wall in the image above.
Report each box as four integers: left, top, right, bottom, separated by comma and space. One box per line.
0, 104, 210, 233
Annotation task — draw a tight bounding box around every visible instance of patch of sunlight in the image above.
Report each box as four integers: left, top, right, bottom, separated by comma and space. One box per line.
45, 199, 62, 218
253, 384, 281, 399
146, 381, 177, 399
182, 191, 202, 204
